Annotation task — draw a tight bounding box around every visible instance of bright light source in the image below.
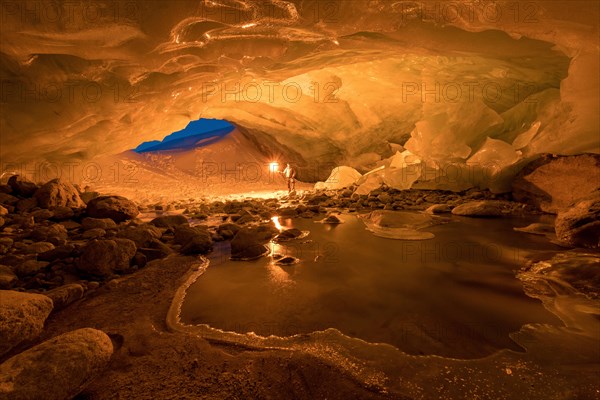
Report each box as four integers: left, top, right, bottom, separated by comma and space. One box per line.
269, 162, 279, 173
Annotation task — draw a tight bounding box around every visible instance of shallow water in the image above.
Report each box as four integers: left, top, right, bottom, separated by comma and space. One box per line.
181, 213, 566, 359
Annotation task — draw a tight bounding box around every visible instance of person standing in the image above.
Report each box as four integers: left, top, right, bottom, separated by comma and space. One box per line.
282, 163, 296, 193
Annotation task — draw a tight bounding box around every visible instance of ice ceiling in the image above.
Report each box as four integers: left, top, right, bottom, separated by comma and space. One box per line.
1, 0, 598, 184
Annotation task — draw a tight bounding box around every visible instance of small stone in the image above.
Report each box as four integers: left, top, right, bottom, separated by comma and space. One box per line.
82, 228, 106, 239
22, 241, 55, 254
425, 204, 452, 214
150, 214, 188, 228
81, 217, 117, 230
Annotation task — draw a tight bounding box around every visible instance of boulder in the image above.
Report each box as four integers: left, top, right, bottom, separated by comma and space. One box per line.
0, 265, 17, 289
230, 228, 270, 260
512, 154, 600, 213
44, 283, 85, 311
180, 232, 213, 255
77, 238, 137, 277
7, 175, 38, 197
86, 195, 139, 222
81, 217, 117, 230
15, 197, 37, 213
150, 214, 188, 228
451, 201, 507, 217
138, 239, 173, 261
117, 224, 162, 248
217, 223, 241, 239
0, 290, 53, 356
0, 193, 19, 206
555, 192, 600, 248
173, 225, 208, 246
0, 328, 113, 400
33, 178, 85, 209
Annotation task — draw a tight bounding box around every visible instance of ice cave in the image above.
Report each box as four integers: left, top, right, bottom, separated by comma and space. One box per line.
0, 1, 599, 399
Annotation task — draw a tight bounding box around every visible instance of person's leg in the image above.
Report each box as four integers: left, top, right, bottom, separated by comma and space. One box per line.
290, 178, 295, 191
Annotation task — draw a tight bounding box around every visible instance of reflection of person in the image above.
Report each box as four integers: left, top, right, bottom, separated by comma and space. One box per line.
281, 163, 296, 193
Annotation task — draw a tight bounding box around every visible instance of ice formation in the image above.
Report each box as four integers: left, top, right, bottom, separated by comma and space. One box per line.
1, 1, 598, 188
314, 166, 361, 190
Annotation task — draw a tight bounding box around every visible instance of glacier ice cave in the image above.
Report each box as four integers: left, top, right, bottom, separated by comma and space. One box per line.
0, 1, 599, 399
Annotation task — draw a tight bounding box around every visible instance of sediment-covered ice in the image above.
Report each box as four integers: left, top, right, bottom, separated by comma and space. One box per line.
359, 210, 446, 240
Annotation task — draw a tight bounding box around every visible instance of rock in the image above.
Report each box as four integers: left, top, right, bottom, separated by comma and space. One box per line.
0, 205, 8, 216
0, 192, 19, 206
230, 228, 270, 260
51, 206, 75, 220
38, 244, 76, 262
117, 224, 162, 248
15, 197, 37, 213
150, 214, 188, 228
512, 154, 600, 213
86, 195, 139, 222
0, 328, 113, 400
15, 260, 49, 277
217, 223, 241, 239
82, 228, 106, 239
377, 193, 392, 204
59, 220, 81, 230
77, 239, 137, 277
451, 201, 507, 217
0, 265, 17, 289
31, 208, 53, 221
138, 239, 173, 261
29, 224, 68, 242
22, 241, 55, 254
44, 283, 85, 311
180, 232, 213, 255
0, 290, 53, 356
322, 214, 342, 224
0, 217, 4, 228
555, 192, 600, 248
33, 178, 85, 209
81, 217, 117, 230
7, 175, 38, 197
275, 228, 303, 241
173, 225, 208, 246
425, 204, 452, 214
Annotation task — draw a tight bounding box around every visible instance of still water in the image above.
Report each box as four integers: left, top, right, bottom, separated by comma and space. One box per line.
181, 213, 565, 359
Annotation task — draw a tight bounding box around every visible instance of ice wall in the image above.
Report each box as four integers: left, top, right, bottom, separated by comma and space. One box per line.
0, 1, 597, 186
